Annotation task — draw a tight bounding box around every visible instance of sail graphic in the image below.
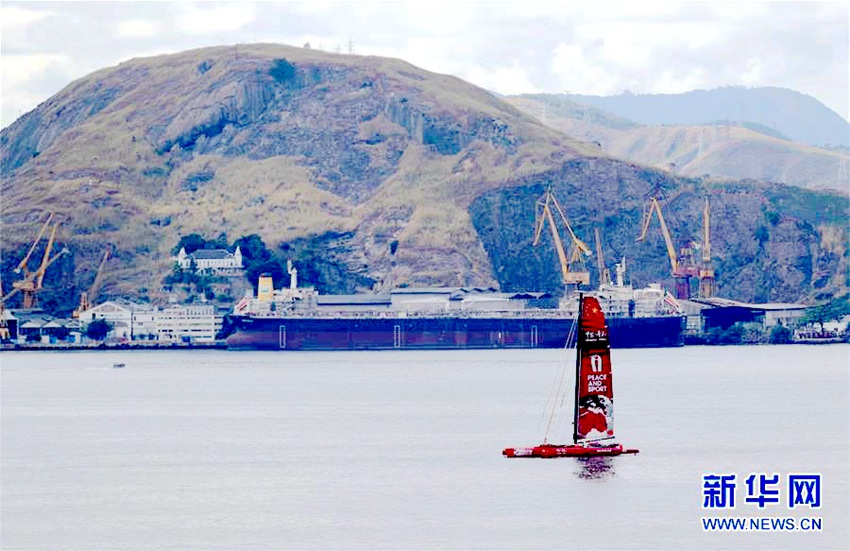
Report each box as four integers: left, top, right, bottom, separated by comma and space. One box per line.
501, 293, 637, 458
574, 295, 615, 443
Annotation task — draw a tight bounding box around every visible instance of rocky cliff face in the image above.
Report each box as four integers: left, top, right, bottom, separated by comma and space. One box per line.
469, 160, 847, 301
1, 44, 846, 311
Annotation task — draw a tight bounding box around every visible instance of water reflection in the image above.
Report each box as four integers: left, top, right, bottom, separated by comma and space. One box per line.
574, 457, 615, 480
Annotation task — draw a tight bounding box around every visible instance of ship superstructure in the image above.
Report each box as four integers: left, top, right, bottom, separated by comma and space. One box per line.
226, 262, 685, 350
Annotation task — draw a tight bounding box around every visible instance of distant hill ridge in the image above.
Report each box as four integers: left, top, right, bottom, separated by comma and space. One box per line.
559, 87, 849, 148
0, 44, 847, 312
506, 94, 850, 192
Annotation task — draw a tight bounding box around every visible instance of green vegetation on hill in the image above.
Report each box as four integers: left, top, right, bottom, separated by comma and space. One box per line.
0, 44, 846, 309
799, 294, 850, 330
470, 165, 848, 302
167, 233, 280, 295
165, 231, 374, 297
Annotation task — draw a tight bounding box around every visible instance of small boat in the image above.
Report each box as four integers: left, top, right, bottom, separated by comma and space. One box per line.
793, 329, 844, 344
503, 294, 639, 458
112, 363, 125, 368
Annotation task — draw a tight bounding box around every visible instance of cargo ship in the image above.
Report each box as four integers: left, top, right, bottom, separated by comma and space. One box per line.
225, 263, 685, 350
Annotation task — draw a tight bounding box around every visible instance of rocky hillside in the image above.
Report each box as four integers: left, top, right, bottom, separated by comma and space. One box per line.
507, 94, 850, 192
1, 44, 847, 311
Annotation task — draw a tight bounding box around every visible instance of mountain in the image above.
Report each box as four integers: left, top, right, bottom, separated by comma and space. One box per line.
558, 87, 850, 148
506, 94, 850, 192
1, 44, 847, 312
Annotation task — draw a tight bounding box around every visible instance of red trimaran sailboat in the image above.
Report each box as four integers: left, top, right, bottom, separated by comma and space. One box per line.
503, 295, 639, 458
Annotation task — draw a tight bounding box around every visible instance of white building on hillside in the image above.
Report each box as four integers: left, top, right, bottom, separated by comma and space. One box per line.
174, 247, 243, 275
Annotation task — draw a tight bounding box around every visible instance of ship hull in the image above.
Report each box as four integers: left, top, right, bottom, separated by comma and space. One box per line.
503, 443, 639, 458
226, 314, 685, 350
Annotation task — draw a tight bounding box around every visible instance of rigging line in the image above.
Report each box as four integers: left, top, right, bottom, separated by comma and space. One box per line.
536, 315, 577, 436
557, 334, 573, 409
543, 353, 569, 443
542, 315, 578, 443
561, 315, 580, 437
561, 315, 580, 440
536, 365, 561, 436
554, 332, 576, 441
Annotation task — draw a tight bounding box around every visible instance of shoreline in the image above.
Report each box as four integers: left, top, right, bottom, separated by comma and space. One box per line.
2, 340, 845, 352
1, 341, 227, 352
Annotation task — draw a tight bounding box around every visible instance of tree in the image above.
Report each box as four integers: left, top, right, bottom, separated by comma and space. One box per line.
172, 233, 207, 255
86, 318, 112, 341
246, 259, 286, 291
270, 58, 297, 84
233, 234, 270, 263
769, 324, 793, 344
799, 294, 850, 331
52, 326, 71, 341
722, 323, 745, 344
207, 232, 229, 250
754, 225, 769, 245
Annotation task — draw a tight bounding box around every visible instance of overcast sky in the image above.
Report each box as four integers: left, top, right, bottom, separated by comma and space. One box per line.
2, 1, 848, 129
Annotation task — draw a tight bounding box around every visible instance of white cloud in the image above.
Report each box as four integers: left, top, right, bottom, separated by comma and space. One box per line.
551, 42, 621, 96
289, 1, 337, 16
465, 64, 541, 96
117, 19, 159, 39
399, 2, 474, 35
1, 54, 71, 127
653, 68, 706, 96
0, 2, 846, 127
740, 58, 764, 87
1, 53, 70, 88
388, 37, 468, 76
172, 3, 256, 35
0, 5, 53, 33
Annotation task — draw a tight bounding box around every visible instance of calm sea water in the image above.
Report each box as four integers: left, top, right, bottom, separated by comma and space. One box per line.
1, 345, 848, 550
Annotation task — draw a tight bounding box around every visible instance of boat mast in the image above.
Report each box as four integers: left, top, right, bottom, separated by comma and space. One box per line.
572, 293, 583, 445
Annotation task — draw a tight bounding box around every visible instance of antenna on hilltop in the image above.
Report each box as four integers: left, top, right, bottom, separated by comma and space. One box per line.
348, 37, 355, 55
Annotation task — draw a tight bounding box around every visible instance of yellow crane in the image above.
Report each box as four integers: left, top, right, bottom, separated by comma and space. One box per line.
7, 213, 69, 309
637, 197, 679, 273
73, 249, 110, 318
533, 188, 591, 287
636, 196, 699, 299
698, 197, 716, 298
594, 227, 611, 287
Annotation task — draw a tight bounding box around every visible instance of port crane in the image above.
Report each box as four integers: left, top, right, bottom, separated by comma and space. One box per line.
636, 196, 699, 299
594, 227, 611, 287
533, 188, 592, 287
73, 249, 110, 318
698, 197, 715, 298
5, 213, 69, 309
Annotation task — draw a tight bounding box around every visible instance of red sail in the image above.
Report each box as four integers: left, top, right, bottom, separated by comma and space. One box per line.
574, 295, 615, 444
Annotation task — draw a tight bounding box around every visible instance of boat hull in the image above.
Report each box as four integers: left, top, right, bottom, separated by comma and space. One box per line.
226, 314, 685, 350
502, 443, 639, 458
